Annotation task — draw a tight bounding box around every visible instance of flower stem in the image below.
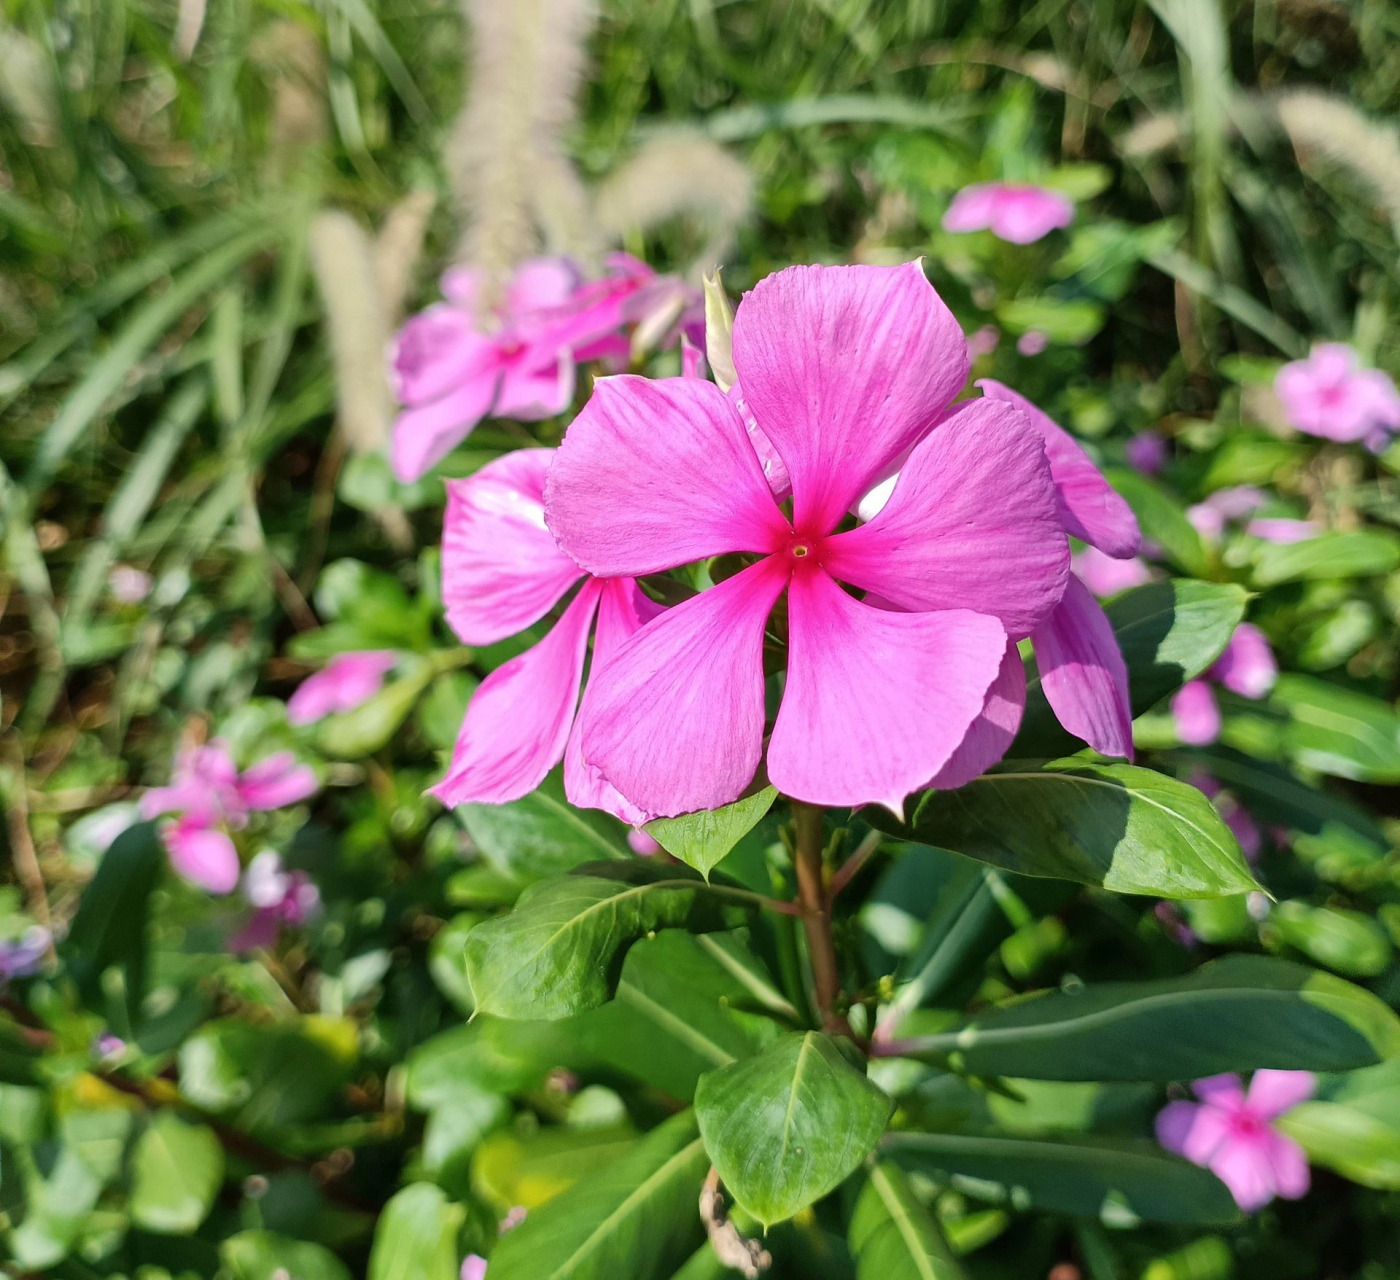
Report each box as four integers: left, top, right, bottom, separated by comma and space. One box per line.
791, 800, 845, 1033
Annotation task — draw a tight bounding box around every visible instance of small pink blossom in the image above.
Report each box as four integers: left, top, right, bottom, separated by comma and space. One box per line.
142, 742, 318, 893
966, 325, 1000, 358
942, 183, 1075, 244
499, 1206, 527, 1233
627, 828, 661, 856
1124, 431, 1168, 476
545, 263, 1073, 815
109, 565, 153, 603
1016, 330, 1048, 357
461, 1257, 488, 1280
1170, 623, 1276, 746
1187, 486, 1267, 542
1154, 901, 1198, 948
287, 651, 397, 725
0, 927, 50, 982
229, 851, 320, 951
1275, 344, 1400, 444
1157, 1071, 1314, 1211
1073, 546, 1152, 598
1246, 517, 1319, 544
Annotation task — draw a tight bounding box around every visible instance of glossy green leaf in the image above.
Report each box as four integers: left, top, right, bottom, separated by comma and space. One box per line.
872, 759, 1258, 898
368, 1183, 466, 1280
1018, 580, 1248, 755
896, 956, 1400, 1080
883, 1131, 1238, 1226
487, 1111, 708, 1280
460, 770, 630, 884
645, 785, 778, 879
695, 1031, 893, 1227
849, 1160, 967, 1280
1269, 674, 1400, 783
1250, 530, 1400, 586
462, 863, 747, 1020
130, 1111, 225, 1234
222, 1231, 353, 1280
1277, 1061, 1400, 1189
1272, 901, 1393, 977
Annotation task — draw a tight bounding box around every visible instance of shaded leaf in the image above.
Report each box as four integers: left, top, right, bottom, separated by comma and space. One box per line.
130, 1111, 225, 1234
849, 1160, 967, 1280
368, 1183, 466, 1280
646, 785, 778, 879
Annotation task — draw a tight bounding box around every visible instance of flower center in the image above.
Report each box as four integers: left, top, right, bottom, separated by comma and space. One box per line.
791, 543, 810, 558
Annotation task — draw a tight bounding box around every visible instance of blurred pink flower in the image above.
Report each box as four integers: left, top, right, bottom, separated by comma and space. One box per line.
1073, 546, 1152, 598
109, 564, 153, 603
287, 651, 397, 726
1124, 431, 1168, 476
1157, 1071, 1314, 1211
1187, 486, 1267, 541
1170, 623, 1276, 745
1275, 344, 1400, 444
546, 263, 1070, 815
1016, 330, 1048, 357
627, 828, 661, 856
143, 742, 317, 894
1246, 517, 1319, 544
966, 324, 1000, 358
229, 851, 320, 951
428, 449, 659, 826
460, 1257, 487, 1280
943, 182, 1075, 244
0, 927, 50, 982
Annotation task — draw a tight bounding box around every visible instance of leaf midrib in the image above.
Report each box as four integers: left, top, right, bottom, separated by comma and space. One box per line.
869, 1163, 942, 1280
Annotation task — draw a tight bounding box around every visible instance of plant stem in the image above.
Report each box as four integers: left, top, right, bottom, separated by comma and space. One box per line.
791, 800, 845, 1032
830, 829, 881, 898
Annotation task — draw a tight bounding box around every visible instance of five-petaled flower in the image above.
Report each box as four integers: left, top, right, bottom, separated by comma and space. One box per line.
1275, 344, 1400, 449
544, 261, 1073, 816
1157, 1071, 1314, 1212
942, 182, 1075, 244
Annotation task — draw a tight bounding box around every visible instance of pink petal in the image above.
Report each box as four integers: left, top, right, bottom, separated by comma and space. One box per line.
493, 356, 575, 421
287, 651, 397, 726
823, 397, 1069, 638
977, 380, 1140, 558
767, 567, 1005, 813
926, 641, 1026, 790
1193, 1074, 1247, 1109
1073, 546, 1152, 598
236, 754, 318, 811
1210, 1136, 1277, 1212
391, 369, 502, 483
441, 450, 583, 646
941, 184, 1002, 233
730, 261, 968, 535
164, 820, 241, 895
1030, 577, 1133, 759
1156, 1100, 1228, 1163
731, 382, 792, 501
1171, 680, 1222, 747
680, 334, 705, 380
228, 909, 282, 952
1246, 1069, 1316, 1119
461, 1255, 488, 1280
564, 579, 660, 826
578, 558, 788, 817
989, 186, 1075, 244
545, 376, 788, 578
389, 307, 494, 406
1263, 1130, 1310, 1200
1209, 623, 1276, 700
430, 581, 602, 807
505, 257, 580, 316
1246, 518, 1318, 544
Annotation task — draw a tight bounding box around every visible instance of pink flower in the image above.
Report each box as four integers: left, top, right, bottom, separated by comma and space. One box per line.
627, 828, 661, 856
1170, 623, 1276, 746
545, 262, 1071, 816
1275, 344, 1400, 444
976, 381, 1141, 763
142, 742, 318, 893
1156, 1071, 1314, 1212
109, 565, 153, 603
461, 1257, 487, 1280
229, 851, 320, 951
943, 182, 1075, 244
1016, 330, 1048, 357
1073, 546, 1152, 598
1245, 517, 1319, 544
966, 325, 1000, 358
287, 651, 397, 725
1187, 486, 1267, 541
427, 449, 659, 825
1190, 772, 1262, 862
1124, 431, 1168, 476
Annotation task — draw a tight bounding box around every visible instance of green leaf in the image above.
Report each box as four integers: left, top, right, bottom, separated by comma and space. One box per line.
1277, 1062, 1400, 1189
695, 1031, 893, 1228
872, 759, 1258, 898
314, 658, 437, 759
1268, 674, 1400, 783
463, 863, 747, 1020
849, 1161, 967, 1280
1104, 469, 1211, 576
487, 1111, 708, 1280
1250, 530, 1400, 586
473, 1125, 637, 1213
896, 956, 1400, 1080
460, 770, 630, 884
883, 1132, 1238, 1226
368, 1183, 466, 1280
61, 820, 163, 1024
995, 297, 1105, 343
1271, 901, 1393, 978
1018, 580, 1248, 755
645, 786, 778, 879
130, 1112, 225, 1234
222, 1230, 353, 1280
